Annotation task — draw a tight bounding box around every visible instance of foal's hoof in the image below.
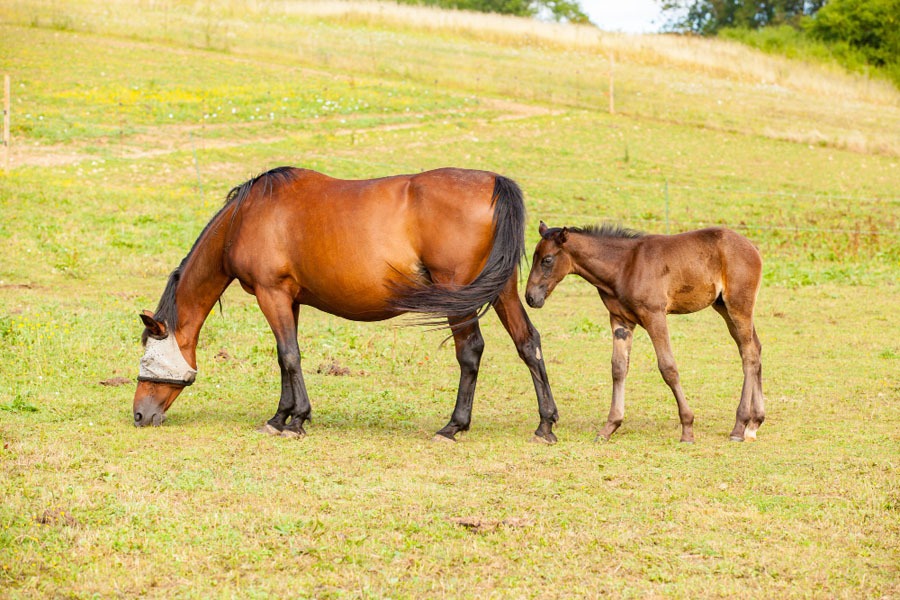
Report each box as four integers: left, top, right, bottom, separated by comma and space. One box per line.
594, 434, 611, 443
530, 434, 555, 445
431, 433, 456, 444
256, 423, 282, 436
729, 435, 745, 442
281, 429, 306, 440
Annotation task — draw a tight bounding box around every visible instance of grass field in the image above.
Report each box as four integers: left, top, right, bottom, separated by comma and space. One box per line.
1, 1, 899, 597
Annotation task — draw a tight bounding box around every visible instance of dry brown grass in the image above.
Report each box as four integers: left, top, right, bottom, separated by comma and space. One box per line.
276, 0, 898, 106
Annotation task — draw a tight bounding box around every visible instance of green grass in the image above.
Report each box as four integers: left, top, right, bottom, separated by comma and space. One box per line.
1, 1, 899, 597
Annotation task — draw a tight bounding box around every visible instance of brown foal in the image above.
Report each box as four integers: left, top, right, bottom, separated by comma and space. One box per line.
525, 222, 764, 442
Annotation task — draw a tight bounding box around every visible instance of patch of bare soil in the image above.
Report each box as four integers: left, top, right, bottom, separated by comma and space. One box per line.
99, 377, 133, 387
449, 516, 534, 533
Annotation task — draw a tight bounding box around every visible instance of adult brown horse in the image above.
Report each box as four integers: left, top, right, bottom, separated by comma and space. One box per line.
525, 222, 763, 443
134, 167, 559, 443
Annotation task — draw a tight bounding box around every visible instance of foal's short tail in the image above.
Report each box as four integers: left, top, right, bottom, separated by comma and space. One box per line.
390, 175, 526, 325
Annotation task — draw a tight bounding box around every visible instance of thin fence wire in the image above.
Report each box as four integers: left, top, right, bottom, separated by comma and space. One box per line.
298, 153, 900, 239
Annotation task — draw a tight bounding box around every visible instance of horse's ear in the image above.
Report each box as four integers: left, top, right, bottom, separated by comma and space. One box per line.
558, 227, 569, 244
539, 221, 548, 236
139, 311, 167, 337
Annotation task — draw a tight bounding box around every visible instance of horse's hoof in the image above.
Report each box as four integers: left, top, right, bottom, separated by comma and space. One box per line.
431, 433, 456, 443
594, 434, 611, 443
256, 423, 282, 436
281, 429, 305, 439
744, 429, 758, 441
680, 439, 695, 444
729, 435, 744, 442
530, 434, 554, 445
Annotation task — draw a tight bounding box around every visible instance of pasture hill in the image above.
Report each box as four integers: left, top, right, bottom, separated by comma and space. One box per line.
1, 0, 898, 597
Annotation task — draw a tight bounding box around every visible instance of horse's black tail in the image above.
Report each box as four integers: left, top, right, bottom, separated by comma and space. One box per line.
390, 175, 526, 326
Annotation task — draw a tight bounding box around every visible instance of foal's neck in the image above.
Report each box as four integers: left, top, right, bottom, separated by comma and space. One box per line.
567, 233, 635, 292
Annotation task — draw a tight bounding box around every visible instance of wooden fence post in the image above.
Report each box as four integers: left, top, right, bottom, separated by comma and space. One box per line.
608, 54, 615, 115
3, 74, 10, 171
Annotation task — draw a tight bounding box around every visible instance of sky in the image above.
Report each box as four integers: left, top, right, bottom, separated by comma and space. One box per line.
578, 0, 666, 33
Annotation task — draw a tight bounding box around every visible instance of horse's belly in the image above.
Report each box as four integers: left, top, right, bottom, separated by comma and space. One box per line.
298, 278, 401, 322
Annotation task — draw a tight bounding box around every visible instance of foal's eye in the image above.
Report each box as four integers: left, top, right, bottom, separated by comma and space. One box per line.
542, 256, 554, 266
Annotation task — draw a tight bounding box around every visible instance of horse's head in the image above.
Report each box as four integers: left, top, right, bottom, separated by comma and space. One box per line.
525, 221, 573, 309
133, 311, 196, 427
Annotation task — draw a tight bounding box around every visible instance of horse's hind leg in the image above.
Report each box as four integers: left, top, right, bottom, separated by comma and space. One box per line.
493, 275, 558, 444
597, 315, 635, 442
644, 314, 695, 443
434, 313, 484, 442
713, 300, 763, 441
256, 288, 312, 438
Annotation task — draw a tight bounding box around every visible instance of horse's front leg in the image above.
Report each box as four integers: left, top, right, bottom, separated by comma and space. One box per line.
597, 315, 634, 442
256, 290, 311, 438
433, 313, 484, 442
644, 314, 694, 443
493, 275, 558, 444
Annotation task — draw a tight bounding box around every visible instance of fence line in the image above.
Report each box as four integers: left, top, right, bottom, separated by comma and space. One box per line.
550, 213, 898, 237
514, 173, 899, 205
295, 153, 899, 238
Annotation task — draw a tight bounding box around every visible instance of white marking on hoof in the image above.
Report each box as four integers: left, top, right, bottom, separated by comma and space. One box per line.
256, 423, 282, 436
744, 428, 758, 441
530, 434, 552, 445
432, 434, 456, 443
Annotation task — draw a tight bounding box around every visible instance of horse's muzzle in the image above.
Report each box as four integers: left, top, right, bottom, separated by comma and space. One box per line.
133, 401, 166, 427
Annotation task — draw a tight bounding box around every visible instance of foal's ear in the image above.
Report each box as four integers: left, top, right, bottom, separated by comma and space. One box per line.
139, 310, 167, 338
558, 227, 569, 244
539, 221, 548, 236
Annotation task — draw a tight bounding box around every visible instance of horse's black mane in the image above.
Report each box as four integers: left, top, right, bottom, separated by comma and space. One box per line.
142, 166, 300, 345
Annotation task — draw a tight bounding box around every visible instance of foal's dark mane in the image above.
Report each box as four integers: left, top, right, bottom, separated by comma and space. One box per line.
573, 223, 645, 240
142, 166, 300, 345
543, 223, 645, 241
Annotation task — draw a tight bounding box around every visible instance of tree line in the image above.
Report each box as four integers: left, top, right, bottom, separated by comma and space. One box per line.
667, 0, 898, 84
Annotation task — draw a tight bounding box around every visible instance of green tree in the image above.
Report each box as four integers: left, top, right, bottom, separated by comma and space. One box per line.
398, 0, 590, 23
659, 0, 825, 34
806, 0, 900, 66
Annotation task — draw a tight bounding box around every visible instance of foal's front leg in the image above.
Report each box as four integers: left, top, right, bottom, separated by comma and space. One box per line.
596, 315, 634, 442
644, 315, 695, 443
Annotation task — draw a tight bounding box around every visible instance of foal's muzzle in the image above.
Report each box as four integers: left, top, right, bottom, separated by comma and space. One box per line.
525, 289, 545, 309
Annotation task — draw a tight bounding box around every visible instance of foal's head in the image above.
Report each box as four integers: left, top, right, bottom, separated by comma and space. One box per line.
525, 222, 573, 309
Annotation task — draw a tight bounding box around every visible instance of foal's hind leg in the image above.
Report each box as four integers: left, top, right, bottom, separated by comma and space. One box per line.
643, 314, 695, 443
256, 288, 312, 438
713, 301, 763, 441
493, 276, 558, 444
434, 313, 484, 442
597, 315, 635, 442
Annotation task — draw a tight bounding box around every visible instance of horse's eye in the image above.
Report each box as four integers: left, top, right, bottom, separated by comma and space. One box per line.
542, 255, 554, 266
